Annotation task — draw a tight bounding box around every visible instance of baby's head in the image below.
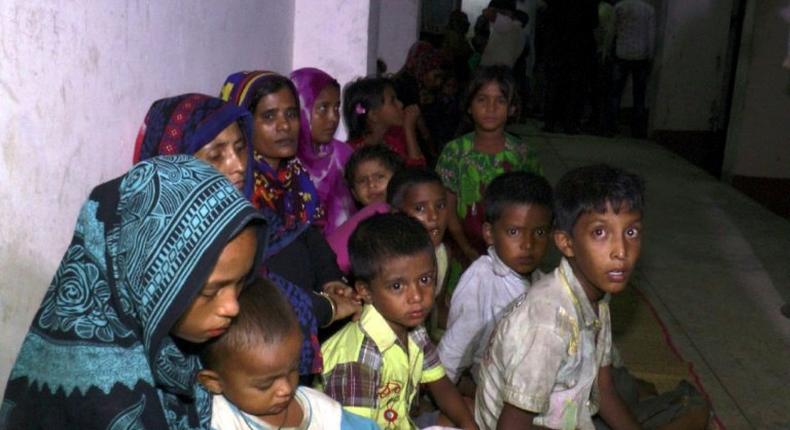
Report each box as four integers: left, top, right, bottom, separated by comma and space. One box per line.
553, 164, 645, 299
198, 278, 302, 423
349, 213, 436, 338
343, 76, 404, 141
483, 171, 553, 276
387, 168, 448, 248
345, 144, 404, 207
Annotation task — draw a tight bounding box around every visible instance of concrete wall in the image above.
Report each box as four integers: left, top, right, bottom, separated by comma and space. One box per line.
376, 0, 421, 74
0, 0, 295, 393
651, 0, 735, 131
723, 0, 790, 179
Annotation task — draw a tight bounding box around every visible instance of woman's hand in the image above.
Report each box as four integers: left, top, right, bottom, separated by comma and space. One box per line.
322, 281, 362, 322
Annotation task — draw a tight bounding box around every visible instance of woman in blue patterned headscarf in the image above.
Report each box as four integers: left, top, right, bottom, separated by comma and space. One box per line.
1, 156, 267, 429
133, 93, 254, 198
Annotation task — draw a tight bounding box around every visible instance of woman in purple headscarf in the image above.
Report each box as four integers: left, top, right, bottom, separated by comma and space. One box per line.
290, 67, 355, 236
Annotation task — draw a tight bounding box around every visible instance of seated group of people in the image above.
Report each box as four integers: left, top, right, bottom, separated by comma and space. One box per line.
1, 63, 708, 430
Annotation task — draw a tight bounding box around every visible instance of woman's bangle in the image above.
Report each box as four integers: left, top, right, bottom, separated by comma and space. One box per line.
318, 291, 336, 328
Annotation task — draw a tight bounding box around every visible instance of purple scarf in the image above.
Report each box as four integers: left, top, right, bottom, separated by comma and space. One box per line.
290, 67, 355, 236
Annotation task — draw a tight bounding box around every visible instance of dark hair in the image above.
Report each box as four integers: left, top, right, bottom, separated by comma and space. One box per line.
343, 76, 395, 140
344, 144, 404, 188
201, 277, 300, 370
349, 213, 435, 283
463, 65, 518, 118
245, 75, 300, 116
386, 168, 444, 209
484, 171, 553, 224
553, 164, 645, 233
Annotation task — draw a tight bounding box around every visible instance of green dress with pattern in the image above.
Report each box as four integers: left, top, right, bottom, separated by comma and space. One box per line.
436, 132, 542, 295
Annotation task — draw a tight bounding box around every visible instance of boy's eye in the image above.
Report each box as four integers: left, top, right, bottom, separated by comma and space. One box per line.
390, 282, 402, 291
534, 227, 546, 237
414, 204, 425, 212
419, 275, 434, 286
507, 227, 519, 236
626, 227, 640, 238
592, 228, 606, 238
256, 381, 274, 391
437, 200, 447, 210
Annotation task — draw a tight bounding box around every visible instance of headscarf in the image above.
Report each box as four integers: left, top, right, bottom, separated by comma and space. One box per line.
290, 67, 355, 236
401, 41, 445, 84
221, 71, 323, 376
220, 70, 319, 258
1, 156, 266, 429
132, 93, 254, 198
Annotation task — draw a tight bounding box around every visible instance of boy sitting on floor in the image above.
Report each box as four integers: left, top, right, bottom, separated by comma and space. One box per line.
320, 213, 477, 429
476, 164, 647, 429
438, 171, 553, 395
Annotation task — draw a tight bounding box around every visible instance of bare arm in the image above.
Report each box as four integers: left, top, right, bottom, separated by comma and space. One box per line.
402, 105, 425, 160
427, 376, 478, 430
446, 190, 479, 263
497, 403, 543, 430
597, 365, 641, 430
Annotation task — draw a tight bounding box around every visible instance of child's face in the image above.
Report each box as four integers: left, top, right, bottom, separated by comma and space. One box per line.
310, 85, 341, 145
252, 87, 300, 168
194, 122, 248, 192
468, 81, 511, 133
172, 228, 256, 343
399, 183, 448, 248
555, 203, 643, 301
371, 86, 404, 129
200, 328, 302, 423
483, 203, 552, 277
357, 250, 436, 341
350, 159, 394, 206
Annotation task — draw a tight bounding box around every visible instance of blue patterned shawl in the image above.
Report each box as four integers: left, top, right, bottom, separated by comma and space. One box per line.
1, 156, 266, 429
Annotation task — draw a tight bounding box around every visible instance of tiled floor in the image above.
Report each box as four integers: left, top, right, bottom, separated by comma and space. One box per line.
509, 122, 790, 430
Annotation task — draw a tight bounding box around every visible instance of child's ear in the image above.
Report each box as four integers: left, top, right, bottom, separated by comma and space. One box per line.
482, 222, 495, 246
354, 280, 372, 304
196, 369, 224, 395
553, 230, 575, 258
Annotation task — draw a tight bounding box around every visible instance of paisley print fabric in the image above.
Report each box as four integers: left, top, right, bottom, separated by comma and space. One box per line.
1, 156, 266, 429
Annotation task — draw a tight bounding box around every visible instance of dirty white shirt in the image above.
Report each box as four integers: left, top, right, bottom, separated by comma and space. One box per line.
438, 247, 543, 383
475, 258, 612, 430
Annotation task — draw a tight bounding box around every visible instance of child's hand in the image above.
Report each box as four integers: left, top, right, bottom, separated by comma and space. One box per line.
403, 104, 420, 129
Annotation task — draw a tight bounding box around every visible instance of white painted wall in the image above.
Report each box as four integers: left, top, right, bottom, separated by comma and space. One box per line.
651, 0, 734, 131
723, 0, 790, 179
0, 0, 295, 393
292, 0, 380, 139
376, 0, 421, 74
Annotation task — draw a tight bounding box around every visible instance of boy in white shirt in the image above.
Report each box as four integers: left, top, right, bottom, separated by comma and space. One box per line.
438, 171, 553, 393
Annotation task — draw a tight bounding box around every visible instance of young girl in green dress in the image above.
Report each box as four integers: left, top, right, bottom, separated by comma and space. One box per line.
436, 65, 542, 289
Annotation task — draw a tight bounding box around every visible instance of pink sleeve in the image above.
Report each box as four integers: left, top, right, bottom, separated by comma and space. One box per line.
326, 202, 391, 273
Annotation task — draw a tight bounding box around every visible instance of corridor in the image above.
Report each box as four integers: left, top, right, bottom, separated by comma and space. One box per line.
511, 122, 790, 430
